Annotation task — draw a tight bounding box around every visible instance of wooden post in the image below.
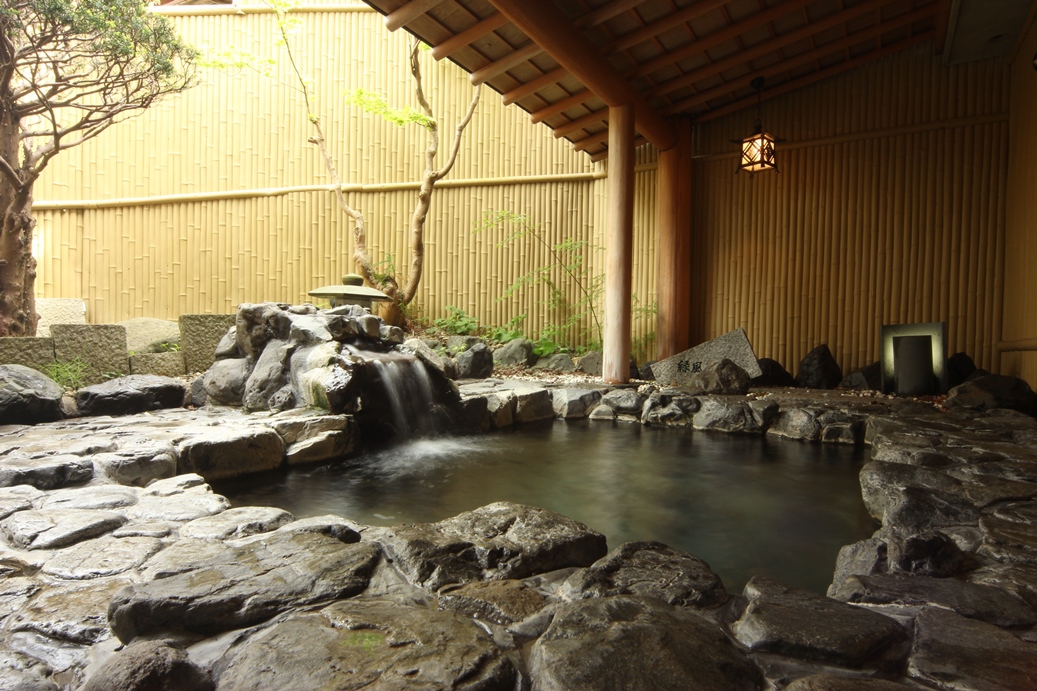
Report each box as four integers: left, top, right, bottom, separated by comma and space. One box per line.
603, 104, 636, 384
656, 116, 694, 359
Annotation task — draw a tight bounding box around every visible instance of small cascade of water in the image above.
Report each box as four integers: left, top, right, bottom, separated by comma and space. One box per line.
344, 345, 444, 440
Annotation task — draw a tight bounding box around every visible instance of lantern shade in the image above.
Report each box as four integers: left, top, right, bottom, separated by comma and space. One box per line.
739, 126, 777, 174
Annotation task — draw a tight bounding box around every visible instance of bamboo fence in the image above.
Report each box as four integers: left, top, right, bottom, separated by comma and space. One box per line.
32, 2, 1029, 375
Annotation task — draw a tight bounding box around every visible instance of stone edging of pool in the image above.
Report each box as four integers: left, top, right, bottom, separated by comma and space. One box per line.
0, 384, 1035, 689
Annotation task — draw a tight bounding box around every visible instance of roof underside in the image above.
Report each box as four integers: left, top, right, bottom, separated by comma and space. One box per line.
360, 0, 947, 159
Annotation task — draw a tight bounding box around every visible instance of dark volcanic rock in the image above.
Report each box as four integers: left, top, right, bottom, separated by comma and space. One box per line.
946, 351, 978, 388
886, 530, 964, 577
945, 373, 1037, 416
455, 342, 494, 379
438, 579, 548, 625
693, 397, 776, 433
215, 599, 517, 691
686, 358, 751, 395
839, 361, 882, 391
0, 364, 64, 425
828, 538, 888, 596
533, 352, 577, 372
830, 572, 1037, 628
768, 408, 821, 441
80, 640, 213, 691
493, 338, 536, 367
786, 675, 916, 690
561, 541, 729, 608
368, 502, 607, 591
858, 461, 979, 530
599, 388, 645, 415
75, 375, 186, 417
731, 577, 907, 667
529, 595, 763, 691
751, 358, 797, 388
107, 532, 382, 642
908, 606, 1037, 691
0, 454, 93, 490
796, 344, 843, 389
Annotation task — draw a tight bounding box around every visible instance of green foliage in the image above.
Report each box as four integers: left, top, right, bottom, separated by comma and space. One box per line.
43, 359, 89, 391
532, 325, 566, 358
346, 88, 435, 129
476, 210, 603, 352
433, 306, 479, 336
153, 340, 181, 353
486, 313, 526, 344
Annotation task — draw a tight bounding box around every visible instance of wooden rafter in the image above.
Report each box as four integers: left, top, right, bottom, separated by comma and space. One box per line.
385, 0, 448, 32
431, 13, 509, 60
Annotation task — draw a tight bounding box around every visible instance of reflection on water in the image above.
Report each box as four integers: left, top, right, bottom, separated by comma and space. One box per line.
215, 420, 875, 594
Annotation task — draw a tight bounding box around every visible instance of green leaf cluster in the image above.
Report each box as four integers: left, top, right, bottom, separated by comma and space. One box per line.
433, 306, 479, 336
345, 88, 435, 130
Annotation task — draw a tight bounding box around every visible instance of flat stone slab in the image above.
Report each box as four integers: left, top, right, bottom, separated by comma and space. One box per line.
0, 455, 94, 490
7, 576, 133, 645
529, 595, 763, 690
731, 576, 907, 667
651, 328, 762, 386
40, 535, 162, 580
178, 506, 294, 540
561, 540, 729, 608
217, 599, 517, 690
830, 572, 1037, 628
174, 426, 284, 480
39, 486, 139, 511
0, 485, 43, 520
1, 509, 127, 550
108, 531, 382, 642
368, 501, 607, 591
908, 606, 1037, 690
438, 579, 548, 625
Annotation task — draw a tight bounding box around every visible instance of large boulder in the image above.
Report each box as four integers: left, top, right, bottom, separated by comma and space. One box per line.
107, 532, 382, 643
731, 577, 907, 667
529, 595, 763, 691
215, 600, 517, 691
0, 364, 64, 425
561, 541, 729, 608
367, 502, 607, 591
839, 361, 882, 391
455, 342, 494, 379
75, 375, 186, 417
685, 358, 751, 395
945, 374, 1037, 416
797, 344, 843, 389
750, 358, 796, 388
80, 640, 213, 691
493, 338, 536, 367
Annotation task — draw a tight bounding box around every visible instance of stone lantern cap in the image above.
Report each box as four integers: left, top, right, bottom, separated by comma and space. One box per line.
308, 274, 392, 308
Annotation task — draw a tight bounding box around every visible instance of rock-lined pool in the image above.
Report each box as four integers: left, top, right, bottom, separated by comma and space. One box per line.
215, 420, 874, 594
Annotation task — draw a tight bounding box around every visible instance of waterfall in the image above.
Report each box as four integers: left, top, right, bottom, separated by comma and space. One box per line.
344, 346, 444, 440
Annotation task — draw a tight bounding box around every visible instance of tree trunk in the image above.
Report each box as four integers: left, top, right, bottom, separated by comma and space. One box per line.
0, 194, 39, 338
0, 110, 39, 338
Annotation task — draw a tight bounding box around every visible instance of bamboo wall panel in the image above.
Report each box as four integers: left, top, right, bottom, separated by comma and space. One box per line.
691, 44, 1010, 374
33, 2, 642, 350
1002, 16, 1037, 385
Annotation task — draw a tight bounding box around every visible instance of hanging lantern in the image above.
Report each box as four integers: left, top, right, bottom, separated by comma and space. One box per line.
739, 121, 777, 175
737, 77, 779, 177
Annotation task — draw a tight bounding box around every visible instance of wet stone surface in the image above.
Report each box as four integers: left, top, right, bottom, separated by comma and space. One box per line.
0, 384, 1036, 689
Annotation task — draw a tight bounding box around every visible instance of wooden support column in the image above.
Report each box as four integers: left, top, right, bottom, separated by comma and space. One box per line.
603, 103, 636, 384
656, 116, 693, 359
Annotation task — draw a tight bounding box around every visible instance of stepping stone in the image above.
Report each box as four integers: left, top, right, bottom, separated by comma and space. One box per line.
1, 509, 126, 550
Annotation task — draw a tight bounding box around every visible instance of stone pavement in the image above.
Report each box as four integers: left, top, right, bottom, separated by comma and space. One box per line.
2, 387, 1037, 689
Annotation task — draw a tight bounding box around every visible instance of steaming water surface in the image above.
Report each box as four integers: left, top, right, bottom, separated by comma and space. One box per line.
215, 420, 874, 593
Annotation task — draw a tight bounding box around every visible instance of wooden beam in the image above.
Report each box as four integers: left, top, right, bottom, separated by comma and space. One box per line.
575, 0, 648, 28
652, 0, 891, 98
487, 0, 676, 150
431, 13, 509, 60
632, 0, 816, 79
384, 0, 447, 32
503, 66, 568, 105
552, 108, 609, 138
471, 42, 544, 85
608, 0, 729, 53
603, 103, 636, 384
663, 6, 934, 115
529, 89, 592, 124
697, 31, 933, 122
656, 117, 693, 359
